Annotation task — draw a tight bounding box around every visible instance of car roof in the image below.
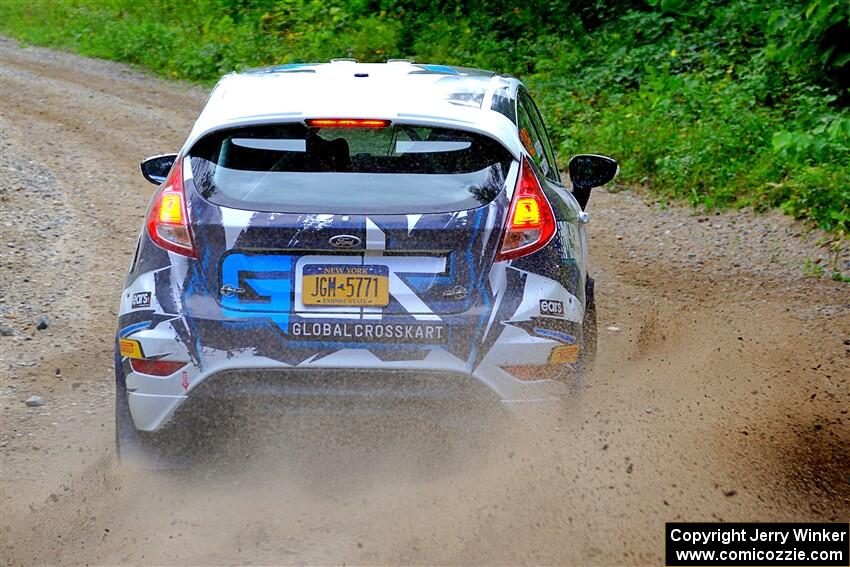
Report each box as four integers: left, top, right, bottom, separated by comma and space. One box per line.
183, 61, 525, 159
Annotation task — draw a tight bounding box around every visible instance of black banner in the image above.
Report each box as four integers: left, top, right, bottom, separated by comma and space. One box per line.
666, 523, 849, 566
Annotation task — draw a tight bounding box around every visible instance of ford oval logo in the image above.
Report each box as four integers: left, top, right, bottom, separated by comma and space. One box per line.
329, 234, 361, 248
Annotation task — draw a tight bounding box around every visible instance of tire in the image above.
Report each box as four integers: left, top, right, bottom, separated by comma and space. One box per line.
580, 276, 598, 371
556, 276, 597, 389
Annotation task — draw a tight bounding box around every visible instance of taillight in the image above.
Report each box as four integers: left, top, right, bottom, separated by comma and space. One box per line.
306, 118, 390, 128
129, 358, 187, 376
146, 157, 196, 258
495, 157, 557, 261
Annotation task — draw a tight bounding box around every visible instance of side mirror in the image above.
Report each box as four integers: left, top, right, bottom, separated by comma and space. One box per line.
140, 154, 178, 185
568, 154, 618, 209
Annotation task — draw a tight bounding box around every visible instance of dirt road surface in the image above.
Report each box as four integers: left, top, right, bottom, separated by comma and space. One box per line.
1, 38, 848, 565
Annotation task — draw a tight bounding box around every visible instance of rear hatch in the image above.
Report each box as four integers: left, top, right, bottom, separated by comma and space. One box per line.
185, 121, 515, 322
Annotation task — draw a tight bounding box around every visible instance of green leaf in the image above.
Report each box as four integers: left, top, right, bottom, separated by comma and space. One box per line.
805, 0, 820, 19
771, 131, 794, 152
831, 51, 850, 67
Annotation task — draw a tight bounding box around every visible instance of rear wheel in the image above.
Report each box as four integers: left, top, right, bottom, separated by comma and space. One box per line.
580, 276, 597, 371
554, 276, 596, 390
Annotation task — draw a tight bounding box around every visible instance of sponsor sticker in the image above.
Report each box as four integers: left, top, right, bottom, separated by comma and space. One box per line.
290, 321, 447, 344
539, 299, 565, 317
131, 292, 152, 309
504, 318, 582, 345
533, 327, 576, 344
548, 344, 580, 364
118, 338, 144, 359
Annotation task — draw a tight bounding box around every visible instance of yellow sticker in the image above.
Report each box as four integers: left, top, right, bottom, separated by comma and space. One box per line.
548, 344, 580, 364
119, 338, 143, 359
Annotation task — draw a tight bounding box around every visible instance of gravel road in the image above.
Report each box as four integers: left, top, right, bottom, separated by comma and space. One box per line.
1, 37, 848, 565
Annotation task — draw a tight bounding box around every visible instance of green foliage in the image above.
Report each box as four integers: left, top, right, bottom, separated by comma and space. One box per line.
768, 0, 850, 80
1, 0, 847, 235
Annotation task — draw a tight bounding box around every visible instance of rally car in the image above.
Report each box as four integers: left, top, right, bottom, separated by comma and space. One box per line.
115, 60, 617, 462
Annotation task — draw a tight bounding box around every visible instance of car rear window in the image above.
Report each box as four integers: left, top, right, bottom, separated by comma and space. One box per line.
188, 123, 513, 214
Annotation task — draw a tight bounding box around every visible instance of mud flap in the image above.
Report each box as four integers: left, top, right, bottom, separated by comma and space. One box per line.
114, 351, 191, 470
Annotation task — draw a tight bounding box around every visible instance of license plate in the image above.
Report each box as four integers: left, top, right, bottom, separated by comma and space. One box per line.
302, 264, 389, 307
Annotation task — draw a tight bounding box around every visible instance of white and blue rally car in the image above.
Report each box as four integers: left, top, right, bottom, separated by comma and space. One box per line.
115, 60, 617, 461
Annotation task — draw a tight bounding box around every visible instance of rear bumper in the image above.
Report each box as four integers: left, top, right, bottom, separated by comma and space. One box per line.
118, 260, 583, 432
126, 365, 569, 432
